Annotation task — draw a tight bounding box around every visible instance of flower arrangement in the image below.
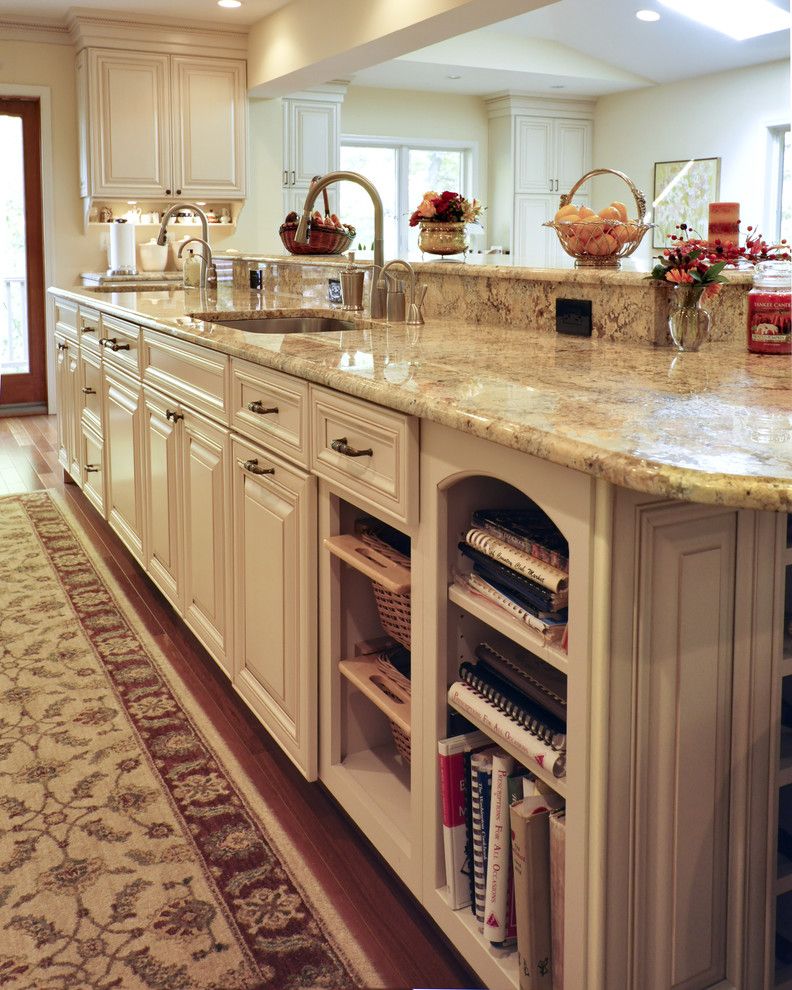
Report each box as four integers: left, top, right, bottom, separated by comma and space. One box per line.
647, 225, 729, 297
707, 225, 790, 265
409, 190, 483, 227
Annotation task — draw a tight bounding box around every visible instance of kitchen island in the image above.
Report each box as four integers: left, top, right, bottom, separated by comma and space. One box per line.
48, 278, 790, 990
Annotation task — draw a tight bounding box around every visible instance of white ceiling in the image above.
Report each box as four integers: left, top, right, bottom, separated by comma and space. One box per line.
0, 0, 290, 27
350, 0, 791, 97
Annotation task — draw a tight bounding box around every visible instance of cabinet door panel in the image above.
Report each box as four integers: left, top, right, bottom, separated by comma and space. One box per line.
142, 387, 182, 610
54, 332, 70, 472
81, 426, 105, 517
232, 437, 317, 779
89, 51, 171, 197
171, 57, 246, 198
513, 194, 557, 266
103, 367, 145, 562
515, 116, 554, 193
288, 101, 338, 186
555, 119, 592, 193
182, 412, 230, 674
67, 348, 82, 487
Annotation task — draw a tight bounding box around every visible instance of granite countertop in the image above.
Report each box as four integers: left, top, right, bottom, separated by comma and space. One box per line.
50, 283, 792, 512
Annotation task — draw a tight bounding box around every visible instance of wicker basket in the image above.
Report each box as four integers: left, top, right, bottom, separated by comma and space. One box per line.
355, 522, 411, 650
542, 167, 653, 269
279, 181, 355, 256
375, 654, 412, 763
338, 652, 412, 763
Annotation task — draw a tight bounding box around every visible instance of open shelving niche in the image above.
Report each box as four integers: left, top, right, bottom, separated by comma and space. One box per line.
419, 428, 596, 990
317, 480, 422, 894
773, 519, 792, 990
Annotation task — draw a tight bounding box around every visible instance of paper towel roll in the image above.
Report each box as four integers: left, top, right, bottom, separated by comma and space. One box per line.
108, 221, 137, 275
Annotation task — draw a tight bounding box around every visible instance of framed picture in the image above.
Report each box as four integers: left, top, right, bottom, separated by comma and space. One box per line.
652, 157, 721, 248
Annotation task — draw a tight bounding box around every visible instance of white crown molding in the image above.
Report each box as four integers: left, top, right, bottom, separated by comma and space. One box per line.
485, 92, 596, 119
67, 7, 249, 58
0, 16, 71, 45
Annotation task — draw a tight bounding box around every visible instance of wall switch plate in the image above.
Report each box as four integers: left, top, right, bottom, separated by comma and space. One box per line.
556, 298, 592, 337
328, 278, 342, 304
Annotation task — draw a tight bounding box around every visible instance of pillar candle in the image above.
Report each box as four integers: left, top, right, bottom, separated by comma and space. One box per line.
708, 202, 740, 244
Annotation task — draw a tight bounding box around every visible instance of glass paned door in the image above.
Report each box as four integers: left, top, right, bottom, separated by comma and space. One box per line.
0, 98, 45, 409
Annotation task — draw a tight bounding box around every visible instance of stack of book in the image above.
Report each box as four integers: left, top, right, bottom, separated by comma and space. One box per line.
456, 508, 570, 647
438, 731, 566, 989
447, 639, 567, 779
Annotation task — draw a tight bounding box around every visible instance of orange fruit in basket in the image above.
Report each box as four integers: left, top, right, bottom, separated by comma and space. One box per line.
611, 224, 629, 246
610, 201, 629, 222
587, 232, 619, 256
598, 206, 621, 222
578, 205, 596, 219
555, 203, 579, 222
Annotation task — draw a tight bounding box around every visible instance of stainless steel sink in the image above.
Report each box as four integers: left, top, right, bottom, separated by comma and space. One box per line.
205, 316, 358, 334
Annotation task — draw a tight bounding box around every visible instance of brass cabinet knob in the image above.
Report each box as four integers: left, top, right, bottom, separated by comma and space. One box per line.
330, 436, 373, 458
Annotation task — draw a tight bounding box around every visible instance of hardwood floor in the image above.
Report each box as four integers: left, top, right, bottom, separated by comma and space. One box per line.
0, 413, 480, 990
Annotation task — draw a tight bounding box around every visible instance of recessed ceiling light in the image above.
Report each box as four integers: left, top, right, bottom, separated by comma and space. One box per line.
636, 9, 661, 21
550, 84, 566, 89
217, 0, 241, 8
657, 0, 791, 39
446, 74, 462, 80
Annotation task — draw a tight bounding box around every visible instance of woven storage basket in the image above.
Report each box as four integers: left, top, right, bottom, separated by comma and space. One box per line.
279, 182, 355, 256
355, 522, 411, 650
375, 654, 412, 763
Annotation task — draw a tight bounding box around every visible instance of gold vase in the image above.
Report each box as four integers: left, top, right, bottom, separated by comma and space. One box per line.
418, 221, 469, 256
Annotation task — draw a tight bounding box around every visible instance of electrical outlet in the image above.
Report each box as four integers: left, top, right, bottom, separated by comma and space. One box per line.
556, 298, 592, 337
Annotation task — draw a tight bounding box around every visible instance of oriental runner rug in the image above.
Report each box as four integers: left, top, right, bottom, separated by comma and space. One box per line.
0, 491, 382, 990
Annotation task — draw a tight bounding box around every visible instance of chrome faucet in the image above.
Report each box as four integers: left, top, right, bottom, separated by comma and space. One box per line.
294, 171, 385, 317
177, 237, 217, 289
157, 202, 212, 288
379, 260, 415, 323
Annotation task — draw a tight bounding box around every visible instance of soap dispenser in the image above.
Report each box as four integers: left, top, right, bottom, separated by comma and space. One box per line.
340, 251, 364, 311
183, 249, 201, 288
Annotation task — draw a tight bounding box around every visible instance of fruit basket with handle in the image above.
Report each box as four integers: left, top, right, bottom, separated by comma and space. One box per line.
542, 167, 653, 269
279, 183, 355, 256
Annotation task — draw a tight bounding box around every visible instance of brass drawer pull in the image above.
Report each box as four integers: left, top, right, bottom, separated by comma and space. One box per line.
247, 400, 279, 415
99, 337, 131, 352
243, 458, 275, 476
80, 323, 96, 333
57, 342, 68, 351
165, 409, 184, 423
331, 436, 373, 458
84, 464, 100, 473
81, 386, 96, 395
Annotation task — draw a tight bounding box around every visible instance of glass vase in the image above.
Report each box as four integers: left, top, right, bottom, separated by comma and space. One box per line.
418, 221, 469, 257
668, 284, 710, 351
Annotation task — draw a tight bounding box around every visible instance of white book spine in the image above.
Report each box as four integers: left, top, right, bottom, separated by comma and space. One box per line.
484, 751, 515, 943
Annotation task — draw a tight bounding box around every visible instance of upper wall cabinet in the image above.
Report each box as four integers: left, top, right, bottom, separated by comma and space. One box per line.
281, 87, 344, 218
77, 48, 247, 202
515, 116, 591, 195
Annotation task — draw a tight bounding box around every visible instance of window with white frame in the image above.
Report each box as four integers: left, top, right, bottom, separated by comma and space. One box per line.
769, 124, 791, 244
339, 138, 476, 259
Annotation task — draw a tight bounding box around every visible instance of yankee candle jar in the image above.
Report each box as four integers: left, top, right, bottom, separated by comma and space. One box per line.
747, 260, 791, 354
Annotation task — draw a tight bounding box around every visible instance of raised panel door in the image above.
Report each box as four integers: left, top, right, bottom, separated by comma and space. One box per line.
287, 100, 338, 186
231, 435, 317, 779
555, 119, 592, 193
142, 386, 182, 610
514, 116, 554, 193
513, 194, 558, 266
102, 366, 145, 562
81, 425, 105, 517
171, 57, 246, 198
181, 410, 230, 675
54, 331, 70, 472
89, 50, 171, 197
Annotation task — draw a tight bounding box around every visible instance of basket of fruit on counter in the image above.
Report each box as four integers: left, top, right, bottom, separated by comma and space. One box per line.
279, 186, 356, 255
543, 168, 652, 268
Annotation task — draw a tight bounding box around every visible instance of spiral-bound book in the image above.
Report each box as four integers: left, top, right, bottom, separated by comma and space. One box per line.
448, 680, 566, 779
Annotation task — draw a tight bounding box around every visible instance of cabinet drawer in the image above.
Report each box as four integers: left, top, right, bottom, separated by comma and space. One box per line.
231, 358, 308, 467
143, 329, 229, 423
54, 297, 78, 342
81, 425, 105, 517
79, 347, 103, 436
77, 305, 102, 352
310, 385, 419, 525
100, 314, 142, 376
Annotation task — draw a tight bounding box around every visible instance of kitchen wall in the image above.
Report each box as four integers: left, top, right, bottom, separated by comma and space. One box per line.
592, 59, 790, 266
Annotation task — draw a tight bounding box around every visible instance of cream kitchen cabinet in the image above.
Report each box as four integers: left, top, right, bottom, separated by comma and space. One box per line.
231, 434, 317, 779
77, 48, 246, 201
54, 330, 78, 481
102, 363, 145, 563
282, 90, 342, 218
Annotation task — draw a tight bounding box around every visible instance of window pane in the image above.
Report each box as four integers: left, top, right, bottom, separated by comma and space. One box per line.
340, 145, 399, 259
782, 128, 791, 244
407, 149, 464, 255
0, 115, 28, 375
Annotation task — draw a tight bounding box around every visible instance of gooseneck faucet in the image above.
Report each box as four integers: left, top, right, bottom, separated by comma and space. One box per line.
156, 202, 211, 288
294, 171, 385, 316
177, 237, 217, 289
